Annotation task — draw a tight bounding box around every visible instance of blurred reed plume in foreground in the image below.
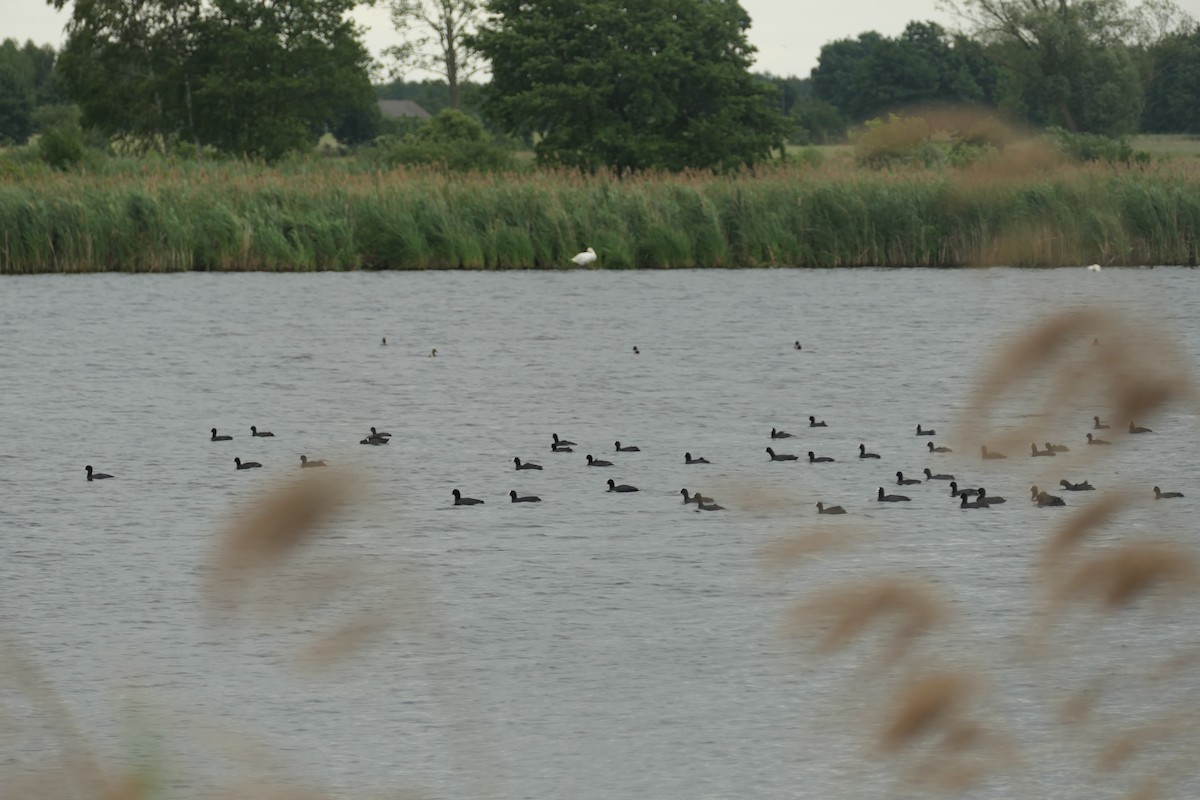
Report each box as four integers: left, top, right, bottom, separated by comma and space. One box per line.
962, 307, 1195, 458
775, 308, 1200, 798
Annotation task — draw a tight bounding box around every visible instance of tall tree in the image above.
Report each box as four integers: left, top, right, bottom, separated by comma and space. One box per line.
190, 0, 377, 158
1141, 24, 1200, 132
940, 0, 1149, 134
53, 0, 203, 151
0, 62, 34, 144
387, 0, 483, 109
48, 0, 377, 159
811, 23, 999, 122
471, 0, 787, 172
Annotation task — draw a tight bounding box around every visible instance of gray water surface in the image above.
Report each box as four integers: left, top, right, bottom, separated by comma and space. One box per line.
2, 268, 1199, 799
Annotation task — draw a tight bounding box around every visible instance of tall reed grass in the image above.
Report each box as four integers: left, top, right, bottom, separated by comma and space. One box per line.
0, 158, 1198, 272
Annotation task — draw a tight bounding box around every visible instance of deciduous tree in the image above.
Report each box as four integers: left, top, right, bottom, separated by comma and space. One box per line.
940, 0, 1149, 134
471, 0, 787, 172
48, 0, 377, 159
387, 0, 484, 109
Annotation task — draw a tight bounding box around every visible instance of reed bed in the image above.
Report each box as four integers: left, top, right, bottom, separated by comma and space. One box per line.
1, 159, 1198, 272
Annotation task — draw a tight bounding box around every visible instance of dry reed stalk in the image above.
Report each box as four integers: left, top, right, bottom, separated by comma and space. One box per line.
961, 309, 1195, 456
1040, 490, 1137, 575
760, 527, 870, 570
790, 578, 949, 664
880, 670, 975, 752
1054, 541, 1198, 612
206, 469, 358, 601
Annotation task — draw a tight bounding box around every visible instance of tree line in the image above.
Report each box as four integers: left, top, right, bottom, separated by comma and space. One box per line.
1, 0, 1197, 170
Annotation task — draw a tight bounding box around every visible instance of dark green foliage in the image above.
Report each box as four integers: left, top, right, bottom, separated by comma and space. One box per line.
1142, 26, 1200, 134
0, 38, 63, 144
472, 0, 788, 172
789, 96, 847, 145
944, 0, 1145, 136
1046, 127, 1148, 164
812, 23, 998, 123
51, 0, 377, 160
0, 62, 33, 144
369, 108, 513, 171
37, 122, 85, 170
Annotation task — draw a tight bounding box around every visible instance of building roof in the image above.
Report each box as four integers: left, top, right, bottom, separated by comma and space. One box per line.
378, 99, 432, 119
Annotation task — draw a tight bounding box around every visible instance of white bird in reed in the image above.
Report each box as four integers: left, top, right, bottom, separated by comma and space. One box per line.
570, 246, 597, 267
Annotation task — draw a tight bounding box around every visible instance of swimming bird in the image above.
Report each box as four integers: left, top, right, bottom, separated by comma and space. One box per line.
924, 468, 955, 481
381, 337, 387, 346
766, 447, 798, 461
978, 487, 1006, 505
1046, 441, 1069, 453
234, 458, 262, 470
916, 425, 936, 436
1154, 486, 1184, 499
858, 444, 881, 459
816, 502, 846, 514
1129, 421, 1153, 434
551, 443, 574, 453
809, 451, 835, 463
633, 346, 640, 354
981, 445, 1006, 459
570, 246, 597, 267
85, 465, 113, 481
509, 491, 541, 503
452, 489, 484, 505
1086, 433, 1111, 445
360, 437, 389, 445
794, 341, 802, 350
809, 416, 827, 427
896, 471, 922, 485
1087, 263, 1102, 272
370, 427, 392, 439
251, 426, 274, 437
949, 481, 979, 497
430, 349, 438, 357
552, 434, 577, 447
211, 428, 232, 442
960, 493, 989, 509
1035, 490, 1066, 507
684, 452, 710, 464
586, 455, 613, 467
928, 441, 952, 453
770, 427, 793, 439
878, 487, 911, 502
615, 441, 641, 452
300, 455, 326, 468
606, 479, 639, 493
1059, 479, 1094, 491
681, 488, 712, 505
696, 499, 725, 511
1093, 416, 1110, 430
1031, 443, 1055, 457
513, 457, 542, 470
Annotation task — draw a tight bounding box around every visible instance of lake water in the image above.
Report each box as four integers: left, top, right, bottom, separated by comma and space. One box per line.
2, 268, 1199, 799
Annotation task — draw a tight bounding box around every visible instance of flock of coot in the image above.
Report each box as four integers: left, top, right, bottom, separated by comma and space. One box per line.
82, 405, 1185, 514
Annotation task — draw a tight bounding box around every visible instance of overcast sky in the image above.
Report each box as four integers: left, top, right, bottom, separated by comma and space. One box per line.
4, 0, 1200, 78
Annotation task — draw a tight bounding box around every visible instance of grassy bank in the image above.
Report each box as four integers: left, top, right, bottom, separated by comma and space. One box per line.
1, 157, 1198, 272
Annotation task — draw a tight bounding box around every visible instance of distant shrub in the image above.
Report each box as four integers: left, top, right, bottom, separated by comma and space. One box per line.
38, 124, 85, 170
790, 146, 826, 169
854, 113, 1002, 169
1047, 127, 1150, 165
369, 109, 513, 171
789, 96, 846, 146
